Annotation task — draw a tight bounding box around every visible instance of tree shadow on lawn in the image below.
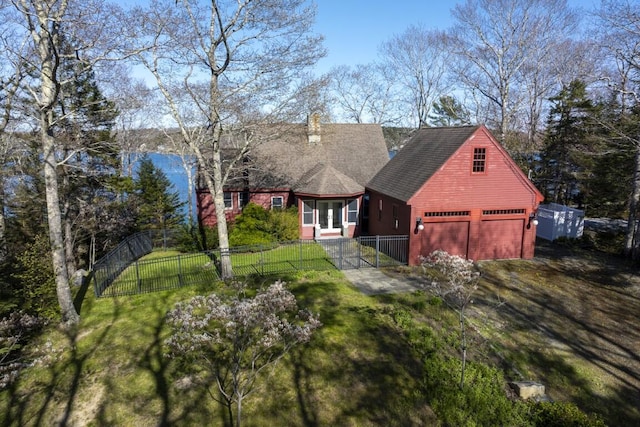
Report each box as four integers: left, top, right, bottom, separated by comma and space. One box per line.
1, 296, 123, 427
268, 279, 433, 427
477, 260, 640, 426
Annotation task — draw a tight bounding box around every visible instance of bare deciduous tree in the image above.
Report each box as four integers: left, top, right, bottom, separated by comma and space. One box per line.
128, 0, 325, 278
446, 0, 580, 150
421, 250, 479, 389
166, 280, 321, 427
6, 0, 131, 325
380, 25, 451, 128
328, 63, 397, 124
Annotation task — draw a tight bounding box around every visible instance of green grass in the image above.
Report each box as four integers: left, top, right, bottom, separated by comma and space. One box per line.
2, 241, 626, 426
101, 243, 336, 297
0, 271, 439, 426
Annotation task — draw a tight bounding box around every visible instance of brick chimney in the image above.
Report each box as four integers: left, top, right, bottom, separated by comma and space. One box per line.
307, 113, 321, 144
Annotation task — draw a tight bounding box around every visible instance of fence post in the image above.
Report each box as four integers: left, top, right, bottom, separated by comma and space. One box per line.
375, 235, 380, 268
299, 241, 303, 270
178, 255, 183, 287
338, 239, 343, 270
357, 237, 361, 268
260, 244, 264, 275
136, 260, 142, 294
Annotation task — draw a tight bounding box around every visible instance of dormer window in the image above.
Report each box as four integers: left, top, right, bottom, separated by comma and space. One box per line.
472, 147, 486, 173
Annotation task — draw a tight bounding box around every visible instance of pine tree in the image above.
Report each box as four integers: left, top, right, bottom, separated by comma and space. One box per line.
134, 155, 185, 232
428, 95, 471, 127
539, 80, 595, 206
585, 96, 635, 218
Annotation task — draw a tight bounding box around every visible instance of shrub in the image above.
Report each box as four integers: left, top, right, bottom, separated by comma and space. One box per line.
529, 401, 606, 427
229, 203, 299, 247
12, 235, 59, 320
175, 223, 219, 252
423, 355, 530, 426
165, 280, 321, 427
229, 203, 274, 247
269, 207, 299, 241
0, 311, 46, 389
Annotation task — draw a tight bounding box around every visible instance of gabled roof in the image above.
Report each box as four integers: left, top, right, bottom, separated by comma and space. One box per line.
294, 163, 362, 196
227, 122, 389, 196
366, 125, 481, 202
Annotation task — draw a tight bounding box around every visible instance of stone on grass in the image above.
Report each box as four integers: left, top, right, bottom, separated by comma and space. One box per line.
509, 381, 546, 400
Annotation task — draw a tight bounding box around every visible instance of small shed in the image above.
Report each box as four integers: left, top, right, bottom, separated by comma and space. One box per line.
535, 203, 584, 241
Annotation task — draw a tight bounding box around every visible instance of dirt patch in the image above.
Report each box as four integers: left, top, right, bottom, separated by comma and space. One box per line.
473, 240, 640, 425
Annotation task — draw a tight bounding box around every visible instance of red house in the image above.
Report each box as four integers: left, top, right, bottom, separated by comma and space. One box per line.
197, 115, 390, 239
366, 125, 544, 265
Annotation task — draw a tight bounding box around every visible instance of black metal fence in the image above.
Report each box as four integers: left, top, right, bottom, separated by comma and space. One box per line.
92, 232, 154, 297
92, 228, 189, 297
93, 236, 409, 298
318, 235, 408, 269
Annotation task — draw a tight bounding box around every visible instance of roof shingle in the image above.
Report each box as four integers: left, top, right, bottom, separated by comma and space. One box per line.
366, 126, 481, 202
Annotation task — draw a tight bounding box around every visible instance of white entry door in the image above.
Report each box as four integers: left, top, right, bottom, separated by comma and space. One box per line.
318, 201, 343, 231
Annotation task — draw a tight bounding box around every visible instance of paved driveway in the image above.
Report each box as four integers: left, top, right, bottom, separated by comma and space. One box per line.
342, 268, 423, 295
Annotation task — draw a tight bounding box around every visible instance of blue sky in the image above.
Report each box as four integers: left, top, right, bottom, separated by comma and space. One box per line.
313, 1, 456, 72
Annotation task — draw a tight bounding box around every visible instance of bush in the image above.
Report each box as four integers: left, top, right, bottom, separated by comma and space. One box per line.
175, 223, 219, 252
423, 355, 530, 426
11, 235, 59, 320
229, 203, 274, 247
269, 207, 299, 241
529, 401, 606, 427
0, 311, 46, 389
229, 203, 299, 247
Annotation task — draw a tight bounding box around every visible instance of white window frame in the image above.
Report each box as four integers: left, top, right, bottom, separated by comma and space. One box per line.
347, 199, 358, 223
271, 196, 284, 210
302, 200, 314, 225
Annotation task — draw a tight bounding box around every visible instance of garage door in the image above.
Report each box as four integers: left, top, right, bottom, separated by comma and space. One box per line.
478, 219, 524, 259
421, 221, 469, 258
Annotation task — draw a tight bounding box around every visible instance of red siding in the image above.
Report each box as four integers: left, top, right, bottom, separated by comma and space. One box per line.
197, 189, 291, 228
403, 127, 542, 264
408, 129, 538, 212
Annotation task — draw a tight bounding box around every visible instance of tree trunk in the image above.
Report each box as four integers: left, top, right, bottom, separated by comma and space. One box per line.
0, 181, 7, 261
42, 126, 79, 325
31, 0, 79, 325
194, 145, 233, 279
625, 146, 640, 259
236, 394, 243, 427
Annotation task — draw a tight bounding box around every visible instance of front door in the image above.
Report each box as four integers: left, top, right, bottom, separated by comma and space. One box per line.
318, 201, 343, 231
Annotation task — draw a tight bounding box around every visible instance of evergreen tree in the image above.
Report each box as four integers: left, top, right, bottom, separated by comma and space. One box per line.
538, 80, 595, 206
585, 96, 636, 218
133, 155, 185, 231
428, 95, 471, 127
51, 35, 133, 270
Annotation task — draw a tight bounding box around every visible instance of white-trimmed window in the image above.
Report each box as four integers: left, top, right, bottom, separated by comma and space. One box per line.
271, 196, 284, 210
303, 200, 314, 225
223, 192, 233, 209
347, 199, 358, 223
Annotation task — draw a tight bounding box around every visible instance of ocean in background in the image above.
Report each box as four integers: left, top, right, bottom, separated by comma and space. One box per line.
130, 152, 197, 221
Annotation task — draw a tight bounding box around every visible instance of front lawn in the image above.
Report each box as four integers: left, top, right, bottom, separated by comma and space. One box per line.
1, 270, 439, 426
1, 241, 632, 426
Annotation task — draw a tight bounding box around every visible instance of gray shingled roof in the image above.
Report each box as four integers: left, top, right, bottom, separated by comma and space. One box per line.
235, 123, 389, 196
366, 125, 481, 202
294, 163, 363, 196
